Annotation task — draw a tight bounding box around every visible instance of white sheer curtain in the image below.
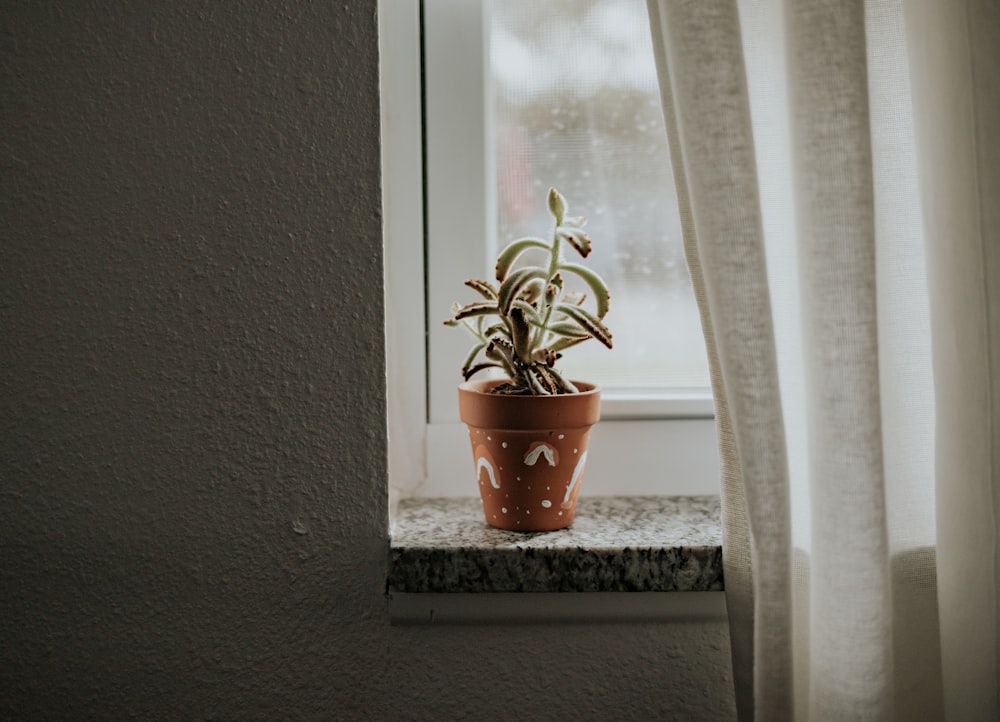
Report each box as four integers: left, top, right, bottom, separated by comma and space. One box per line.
646, 0, 999, 719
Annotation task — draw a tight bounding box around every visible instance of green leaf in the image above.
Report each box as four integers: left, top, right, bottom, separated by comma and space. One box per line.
531, 347, 559, 366
509, 307, 532, 362
495, 238, 549, 281
547, 335, 590, 353
540, 365, 578, 393
547, 187, 566, 225
483, 322, 509, 340
546, 321, 590, 338
464, 279, 498, 300
544, 273, 563, 304
556, 302, 613, 349
453, 301, 499, 321
463, 362, 502, 381
527, 365, 577, 395
498, 266, 549, 315
460, 341, 486, 376
518, 278, 545, 303
485, 338, 517, 378
510, 298, 541, 325
529, 366, 558, 395
558, 262, 610, 318
525, 367, 551, 395
556, 225, 592, 258
485, 336, 515, 363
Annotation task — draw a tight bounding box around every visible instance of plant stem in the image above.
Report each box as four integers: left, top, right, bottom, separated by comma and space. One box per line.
531, 225, 562, 352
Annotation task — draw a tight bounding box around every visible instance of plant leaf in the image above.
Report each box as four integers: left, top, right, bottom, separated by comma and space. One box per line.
540, 365, 578, 393
509, 307, 532, 362
531, 347, 560, 366
529, 364, 577, 395
460, 341, 486, 376
486, 336, 515, 363
498, 266, 549, 315
547, 187, 566, 225
494, 237, 549, 281
510, 298, 542, 324
556, 225, 592, 258
556, 302, 613, 348
525, 367, 551, 395
546, 321, 590, 338
483, 322, 509, 340
531, 366, 559, 395
452, 301, 499, 321
463, 362, 502, 381
518, 278, 545, 304
558, 262, 610, 318
464, 278, 498, 300
547, 335, 590, 353
544, 273, 563, 304
485, 338, 517, 377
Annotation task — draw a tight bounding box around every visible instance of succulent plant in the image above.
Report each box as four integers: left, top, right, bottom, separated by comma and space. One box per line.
444, 187, 612, 395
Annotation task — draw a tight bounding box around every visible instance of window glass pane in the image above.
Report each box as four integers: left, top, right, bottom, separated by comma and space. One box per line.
491, 0, 710, 392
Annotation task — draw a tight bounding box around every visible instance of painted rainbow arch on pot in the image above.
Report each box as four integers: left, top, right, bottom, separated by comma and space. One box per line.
562, 450, 588, 507
474, 445, 501, 489
523, 441, 558, 467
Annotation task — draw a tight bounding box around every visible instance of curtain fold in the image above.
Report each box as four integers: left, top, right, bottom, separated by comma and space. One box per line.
646, 2, 792, 718
647, 0, 999, 719
905, 2, 1000, 717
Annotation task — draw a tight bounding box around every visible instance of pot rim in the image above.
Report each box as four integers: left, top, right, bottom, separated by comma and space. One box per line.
458, 378, 601, 430
458, 378, 600, 395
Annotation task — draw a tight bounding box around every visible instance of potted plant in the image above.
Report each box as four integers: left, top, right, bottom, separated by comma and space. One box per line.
444, 187, 613, 531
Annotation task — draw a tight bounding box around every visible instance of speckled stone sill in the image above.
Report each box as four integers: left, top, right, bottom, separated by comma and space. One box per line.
389, 495, 724, 593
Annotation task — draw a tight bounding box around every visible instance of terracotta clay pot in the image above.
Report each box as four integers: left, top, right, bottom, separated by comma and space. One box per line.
458, 379, 601, 532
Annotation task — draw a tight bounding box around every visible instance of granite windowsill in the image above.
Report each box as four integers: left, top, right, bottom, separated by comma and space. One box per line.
389, 495, 724, 594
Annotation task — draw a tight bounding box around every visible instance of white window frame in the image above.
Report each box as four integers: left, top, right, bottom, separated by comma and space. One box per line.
382, 0, 719, 504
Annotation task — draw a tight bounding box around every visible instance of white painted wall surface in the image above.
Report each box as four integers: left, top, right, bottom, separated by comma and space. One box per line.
0, 2, 735, 719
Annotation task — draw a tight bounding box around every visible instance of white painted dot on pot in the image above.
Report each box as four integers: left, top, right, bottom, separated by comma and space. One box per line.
558, 434, 565, 439
502, 442, 508, 448
558, 511, 563, 516
501, 507, 508, 513
573, 448, 578, 454
541, 500, 552, 508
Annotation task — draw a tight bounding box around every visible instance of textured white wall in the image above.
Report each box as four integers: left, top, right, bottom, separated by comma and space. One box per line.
0, 2, 734, 719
